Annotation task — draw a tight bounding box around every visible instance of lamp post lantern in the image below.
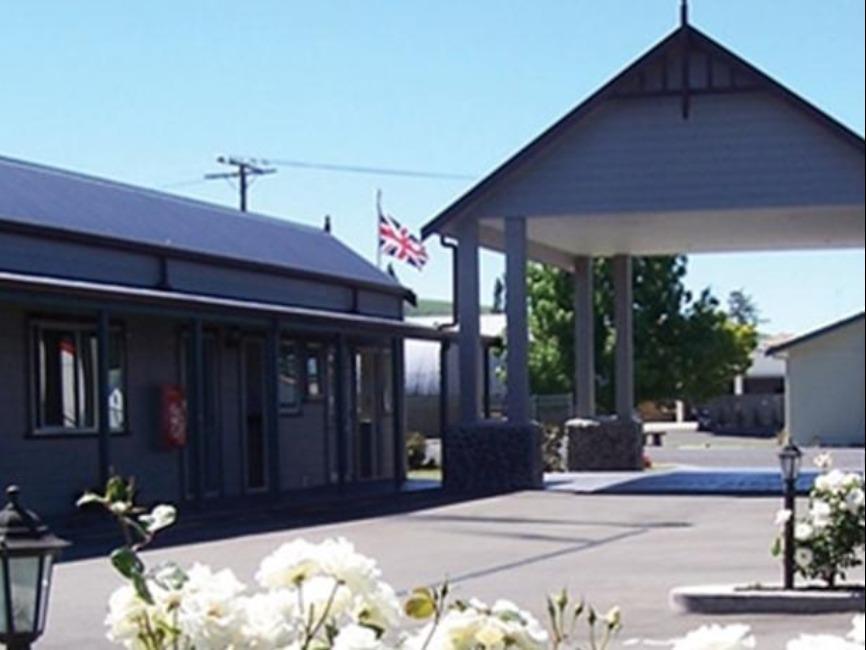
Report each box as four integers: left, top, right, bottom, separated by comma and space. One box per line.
0, 486, 69, 650
778, 443, 802, 590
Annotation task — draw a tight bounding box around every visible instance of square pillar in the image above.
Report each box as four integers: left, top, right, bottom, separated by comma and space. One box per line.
613, 254, 634, 420
505, 217, 530, 424
573, 256, 595, 418
456, 218, 481, 424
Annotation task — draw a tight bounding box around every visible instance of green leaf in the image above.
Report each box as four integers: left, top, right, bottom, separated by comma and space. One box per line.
770, 537, 782, 557
110, 547, 144, 579
105, 475, 130, 504
132, 573, 154, 605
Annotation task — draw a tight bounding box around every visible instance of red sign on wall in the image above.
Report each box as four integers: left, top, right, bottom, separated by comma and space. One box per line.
160, 384, 187, 449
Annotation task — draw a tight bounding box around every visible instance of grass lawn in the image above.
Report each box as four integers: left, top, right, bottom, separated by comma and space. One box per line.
408, 467, 442, 481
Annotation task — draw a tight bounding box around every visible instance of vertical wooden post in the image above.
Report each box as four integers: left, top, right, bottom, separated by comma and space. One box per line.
266, 319, 281, 495
439, 340, 450, 487
456, 218, 480, 424
188, 318, 205, 502
96, 310, 111, 486
573, 256, 596, 418
505, 217, 530, 424
391, 337, 406, 488
613, 255, 635, 420
335, 335, 349, 491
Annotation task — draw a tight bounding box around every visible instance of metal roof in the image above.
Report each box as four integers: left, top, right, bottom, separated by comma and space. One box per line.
766, 312, 865, 356
0, 155, 407, 297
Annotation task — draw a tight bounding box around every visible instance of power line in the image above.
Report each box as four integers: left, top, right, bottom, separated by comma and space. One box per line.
241, 156, 475, 181
158, 177, 210, 190
204, 156, 276, 211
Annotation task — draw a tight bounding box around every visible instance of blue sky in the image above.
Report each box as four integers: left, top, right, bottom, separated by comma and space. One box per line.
2, 1, 863, 335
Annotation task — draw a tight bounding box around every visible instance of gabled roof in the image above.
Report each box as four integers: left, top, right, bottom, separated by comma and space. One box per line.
767, 312, 865, 356
422, 22, 865, 238
0, 155, 411, 299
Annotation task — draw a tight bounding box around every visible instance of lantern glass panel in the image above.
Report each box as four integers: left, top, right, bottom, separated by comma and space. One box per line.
0, 559, 6, 634
37, 554, 54, 632
9, 555, 41, 634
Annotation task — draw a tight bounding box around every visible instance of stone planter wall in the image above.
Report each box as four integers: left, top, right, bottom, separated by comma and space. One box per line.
444, 421, 543, 493
566, 417, 644, 470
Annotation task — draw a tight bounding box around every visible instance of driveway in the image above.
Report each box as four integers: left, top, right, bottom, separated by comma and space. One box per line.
43, 490, 863, 648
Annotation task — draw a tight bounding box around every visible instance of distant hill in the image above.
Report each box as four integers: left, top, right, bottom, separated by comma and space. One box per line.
408, 298, 495, 317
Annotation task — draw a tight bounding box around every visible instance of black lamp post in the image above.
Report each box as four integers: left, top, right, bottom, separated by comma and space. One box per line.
778, 443, 802, 590
0, 486, 69, 650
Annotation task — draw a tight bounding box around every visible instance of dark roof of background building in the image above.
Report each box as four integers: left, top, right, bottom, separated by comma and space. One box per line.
0, 155, 408, 297
767, 312, 865, 356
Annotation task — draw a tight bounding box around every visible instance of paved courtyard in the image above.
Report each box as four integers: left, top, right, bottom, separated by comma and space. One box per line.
44, 490, 864, 648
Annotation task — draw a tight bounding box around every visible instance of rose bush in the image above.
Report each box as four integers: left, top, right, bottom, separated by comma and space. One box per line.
772, 453, 865, 587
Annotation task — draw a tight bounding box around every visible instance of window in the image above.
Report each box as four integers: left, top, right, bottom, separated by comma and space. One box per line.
278, 339, 300, 413
31, 321, 126, 434
305, 345, 323, 400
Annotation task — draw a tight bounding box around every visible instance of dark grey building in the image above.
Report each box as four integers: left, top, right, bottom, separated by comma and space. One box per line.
0, 155, 447, 518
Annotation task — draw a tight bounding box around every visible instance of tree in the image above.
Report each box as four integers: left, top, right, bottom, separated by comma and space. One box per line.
492, 277, 505, 314
524, 256, 758, 411
728, 289, 762, 327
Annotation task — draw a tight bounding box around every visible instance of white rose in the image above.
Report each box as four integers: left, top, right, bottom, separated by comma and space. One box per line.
795, 547, 814, 568
815, 470, 848, 494
256, 539, 323, 588
795, 522, 814, 541
810, 500, 833, 529
105, 584, 155, 647
850, 614, 865, 645
237, 590, 299, 648
176, 564, 246, 650
845, 488, 865, 514
316, 537, 381, 593
333, 623, 388, 650
672, 624, 756, 650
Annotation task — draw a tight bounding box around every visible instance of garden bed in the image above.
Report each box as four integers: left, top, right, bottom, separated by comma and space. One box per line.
670, 583, 866, 614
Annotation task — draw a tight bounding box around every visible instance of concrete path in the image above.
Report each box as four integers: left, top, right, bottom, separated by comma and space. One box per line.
42, 491, 864, 649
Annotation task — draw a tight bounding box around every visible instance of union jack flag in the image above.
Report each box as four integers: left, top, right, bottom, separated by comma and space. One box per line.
378, 209, 428, 270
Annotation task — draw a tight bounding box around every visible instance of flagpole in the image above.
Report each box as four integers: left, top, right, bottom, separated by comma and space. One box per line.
376, 188, 383, 269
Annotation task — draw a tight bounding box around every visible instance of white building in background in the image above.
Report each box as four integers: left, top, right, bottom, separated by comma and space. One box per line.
768, 312, 865, 447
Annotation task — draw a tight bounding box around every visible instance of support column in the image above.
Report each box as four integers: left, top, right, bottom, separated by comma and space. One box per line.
613, 255, 634, 420
456, 218, 481, 424
573, 256, 595, 418
188, 318, 205, 502
96, 310, 111, 486
266, 319, 281, 495
335, 335, 349, 491
505, 217, 530, 424
482, 343, 492, 420
391, 337, 406, 487
439, 340, 450, 485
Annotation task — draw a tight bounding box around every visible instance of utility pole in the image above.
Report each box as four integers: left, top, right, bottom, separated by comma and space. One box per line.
205, 156, 276, 212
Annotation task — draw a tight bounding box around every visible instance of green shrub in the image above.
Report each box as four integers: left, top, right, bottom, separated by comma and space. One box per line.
543, 425, 566, 472
406, 431, 428, 470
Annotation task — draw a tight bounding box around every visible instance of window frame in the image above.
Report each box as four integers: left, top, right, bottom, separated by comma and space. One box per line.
277, 337, 302, 416
303, 343, 325, 402
28, 318, 129, 437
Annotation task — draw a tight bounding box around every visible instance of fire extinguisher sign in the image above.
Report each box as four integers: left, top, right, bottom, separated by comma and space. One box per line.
161, 384, 188, 449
